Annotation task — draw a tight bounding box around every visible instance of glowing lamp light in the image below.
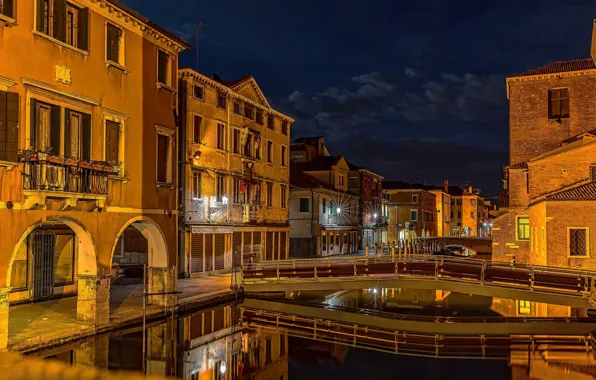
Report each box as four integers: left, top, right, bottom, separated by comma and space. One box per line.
222, 196, 228, 205
336, 207, 341, 214
373, 288, 378, 294
373, 213, 378, 219
482, 222, 487, 226
220, 362, 227, 375
193, 151, 201, 159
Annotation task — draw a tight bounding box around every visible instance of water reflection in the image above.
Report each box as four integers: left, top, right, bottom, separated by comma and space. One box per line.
30, 288, 596, 379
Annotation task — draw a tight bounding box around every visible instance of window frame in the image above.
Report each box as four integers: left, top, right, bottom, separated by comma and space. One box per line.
105, 21, 124, 67
216, 92, 227, 109
233, 178, 241, 204
216, 123, 225, 150
568, 227, 589, 258
0, 0, 16, 22
281, 120, 288, 135
281, 145, 286, 167
216, 175, 226, 203
192, 114, 202, 144
267, 115, 274, 130
244, 103, 254, 119
193, 84, 205, 100
232, 128, 240, 154
155, 125, 174, 184
233, 101, 242, 115
518, 300, 531, 315
267, 140, 273, 163
256, 110, 264, 125
65, 3, 78, 48
410, 209, 418, 221
266, 182, 273, 207
281, 185, 287, 208
548, 88, 570, 119
191, 170, 201, 200
412, 194, 418, 204
516, 216, 530, 241
157, 48, 171, 86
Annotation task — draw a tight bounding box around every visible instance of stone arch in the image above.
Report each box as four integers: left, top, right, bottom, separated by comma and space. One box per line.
109, 216, 169, 269
7, 216, 98, 287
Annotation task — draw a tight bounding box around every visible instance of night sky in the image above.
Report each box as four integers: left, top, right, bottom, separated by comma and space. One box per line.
122, 0, 595, 197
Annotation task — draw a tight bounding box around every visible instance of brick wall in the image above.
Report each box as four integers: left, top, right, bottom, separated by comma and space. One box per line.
508, 168, 529, 207
508, 74, 596, 165
491, 208, 530, 263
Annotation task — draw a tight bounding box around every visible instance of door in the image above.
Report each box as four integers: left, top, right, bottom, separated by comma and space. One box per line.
33, 232, 55, 299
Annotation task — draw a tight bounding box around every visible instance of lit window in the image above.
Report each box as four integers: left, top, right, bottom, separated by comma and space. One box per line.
517, 216, 529, 240
518, 300, 531, 315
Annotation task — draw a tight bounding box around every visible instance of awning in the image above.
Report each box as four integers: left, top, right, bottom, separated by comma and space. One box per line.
191, 226, 234, 234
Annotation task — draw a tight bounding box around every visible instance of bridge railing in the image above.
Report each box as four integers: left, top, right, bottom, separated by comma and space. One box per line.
242, 255, 596, 302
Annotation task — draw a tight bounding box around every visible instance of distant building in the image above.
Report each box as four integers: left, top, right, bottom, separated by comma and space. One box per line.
427, 181, 452, 237
290, 136, 330, 162
383, 181, 437, 241
289, 156, 360, 257
447, 186, 485, 237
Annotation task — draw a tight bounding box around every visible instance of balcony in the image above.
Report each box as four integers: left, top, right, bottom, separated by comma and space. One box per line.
242, 201, 263, 223
185, 198, 228, 224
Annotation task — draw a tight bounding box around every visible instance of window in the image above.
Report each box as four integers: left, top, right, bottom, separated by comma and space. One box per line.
0, 90, 19, 162
0, 0, 14, 19
518, 300, 531, 315
30, 100, 60, 154
281, 186, 287, 208
339, 175, 345, 186
471, 199, 476, 206
412, 195, 418, 204
548, 88, 569, 119
265, 338, 272, 364
516, 216, 530, 240
569, 228, 588, 257
280, 335, 286, 356
217, 92, 226, 109
233, 129, 240, 154
267, 141, 273, 163
156, 133, 171, 183
322, 198, 326, 214
216, 175, 225, 202
266, 182, 273, 207
217, 123, 225, 150
42, 0, 54, 36
193, 115, 202, 143
591, 164, 596, 181
233, 102, 241, 115
106, 120, 120, 163
470, 211, 475, 219
244, 103, 253, 119
457, 212, 461, 218
255, 138, 261, 160
193, 85, 204, 100
281, 120, 288, 135
450, 212, 453, 218
157, 49, 170, 85
281, 146, 286, 166
410, 209, 418, 221
456, 199, 462, 205
256, 110, 264, 125
191, 171, 201, 199
106, 22, 123, 65
65, 110, 82, 159
267, 115, 274, 130
233, 178, 241, 203
65, 4, 78, 47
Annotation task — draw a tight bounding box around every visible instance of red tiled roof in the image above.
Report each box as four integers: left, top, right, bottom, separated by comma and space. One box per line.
516, 58, 596, 77
560, 129, 596, 145
290, 170, 332, 190
224, 75, 253, 88
546, 181, 596, 201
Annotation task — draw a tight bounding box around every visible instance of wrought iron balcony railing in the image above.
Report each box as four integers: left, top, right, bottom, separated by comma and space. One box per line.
19, 151, 118, 196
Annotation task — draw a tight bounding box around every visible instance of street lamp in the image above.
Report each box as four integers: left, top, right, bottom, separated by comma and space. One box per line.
373, 213, 378, 219
336, 207, 342, 214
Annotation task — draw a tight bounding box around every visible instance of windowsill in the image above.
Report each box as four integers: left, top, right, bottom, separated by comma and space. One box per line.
108, 175, 130, 183
193, 96, 205, 101
157, 82, 176, 93
548, 116, 570, 120
156, 181, 174, 189
568, 255, 590, 259
106, 60, 129, 73
0, 160, 18, 170
32, 30, 89, 55
0, 13, 16, 26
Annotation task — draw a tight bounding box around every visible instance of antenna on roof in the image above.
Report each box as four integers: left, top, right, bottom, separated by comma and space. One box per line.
196, 22, 206, 72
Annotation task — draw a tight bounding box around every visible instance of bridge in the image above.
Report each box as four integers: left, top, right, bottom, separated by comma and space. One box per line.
411, 237, 493, 255
241, 256, 596, 308
241, 299, 595, 360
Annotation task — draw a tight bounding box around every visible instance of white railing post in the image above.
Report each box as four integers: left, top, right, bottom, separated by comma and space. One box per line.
314, 262, 318, 280
277, 262, 280, 281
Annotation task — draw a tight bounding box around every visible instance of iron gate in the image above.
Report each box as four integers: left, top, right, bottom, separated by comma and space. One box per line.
33, 232, 55, 299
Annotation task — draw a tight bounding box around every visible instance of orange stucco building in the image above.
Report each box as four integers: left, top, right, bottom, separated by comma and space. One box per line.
0, 0, 188, 348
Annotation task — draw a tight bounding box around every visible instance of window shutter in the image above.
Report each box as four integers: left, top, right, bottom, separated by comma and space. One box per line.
6, 92, 19, 161
30, 99, 37, 149
0, 91, 6, 161
106, 121, 119, 163
50, 105, 61, 155
81, 113, 91, 160
53, 0, 67, 42
63, 109, 71, 158
36, 0, 45, 31
78, 8, 89, 51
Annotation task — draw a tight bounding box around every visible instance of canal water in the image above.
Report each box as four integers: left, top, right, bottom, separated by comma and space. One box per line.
30, 288, 595, 379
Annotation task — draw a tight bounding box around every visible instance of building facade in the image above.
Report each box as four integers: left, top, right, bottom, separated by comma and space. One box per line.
428, 181, 451, 237
348, 163, 386, 248
383, 182, 437, 241
0, 0, 188, 348
178, 70, 292, 276
493, 20, 596, 268
289, 156, 360, 257
448, 186, 485, 237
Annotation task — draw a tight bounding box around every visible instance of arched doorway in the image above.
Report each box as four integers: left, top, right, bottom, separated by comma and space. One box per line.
109, 217, 171, 309
8, 218, 97, 302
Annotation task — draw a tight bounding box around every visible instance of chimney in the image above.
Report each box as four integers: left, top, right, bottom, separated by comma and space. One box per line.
591, 20, 596, 61
468, 186, 473, 193
443, 180, 448, 193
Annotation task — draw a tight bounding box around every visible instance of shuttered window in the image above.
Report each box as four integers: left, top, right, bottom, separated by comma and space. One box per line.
157, 49, 170, 85
190, 233, 203, 273
36, 0, 88, 49
106, 120, 120, 163
265, 232, 273, 261
1, 0, 14, 19
63, 109, 82, 159
157, 133, 169, 183
214, 234, 225, 270
106, 22, 123, 64
30, 100, 60, 154
569, 228, 588, 257
204, 234, 213, 272
0, 90, 19, 162
233, 232, 242, 268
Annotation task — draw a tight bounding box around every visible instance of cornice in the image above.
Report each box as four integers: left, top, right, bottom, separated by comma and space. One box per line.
507, 68, 596, 83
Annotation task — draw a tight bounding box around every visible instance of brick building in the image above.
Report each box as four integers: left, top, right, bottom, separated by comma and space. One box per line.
447, 186, 486, 237
493, 19, 596, 267
428, 181, 451, 237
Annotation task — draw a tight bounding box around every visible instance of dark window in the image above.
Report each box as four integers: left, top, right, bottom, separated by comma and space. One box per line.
216, 175, 225, 202
31, 100, 60, 154
233, 178, 240, 203
233, 129, 240, 154
193, 85, 204, 100
267, 115, 274, 130
243, 133, 253, 157
300, 198, 310, 212
281, 120, 288, 135
267, 141, 273, 163
322, 198, 326, 214
280, 335, 286, 356
410, 210, 417, 221
157, 134, 169, 182
64, 110, 82, 159
456, 199, 462, 205
106, 22, 122, 64
217, 123, 225, 150
256, 110, 264, 125
265, 338, 272, 364
457, 211, 461, 218
549, 88, 570, 119
106, 120, 120, 163
0, 0, 14, 18
193, 115, 201, 143
192, 171, 201, 199
281, 146, 286, 166
255, 138, 261, 159
267, 182, 272, 207
217, 92, 226, 109
0, 90, 19, 162
233, 102, 241, 115
281, 186, 287, 208
157, 49, 170, 85
569, 228, 588, 257
517, 216, 529, 240
244, 103, 253, 119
